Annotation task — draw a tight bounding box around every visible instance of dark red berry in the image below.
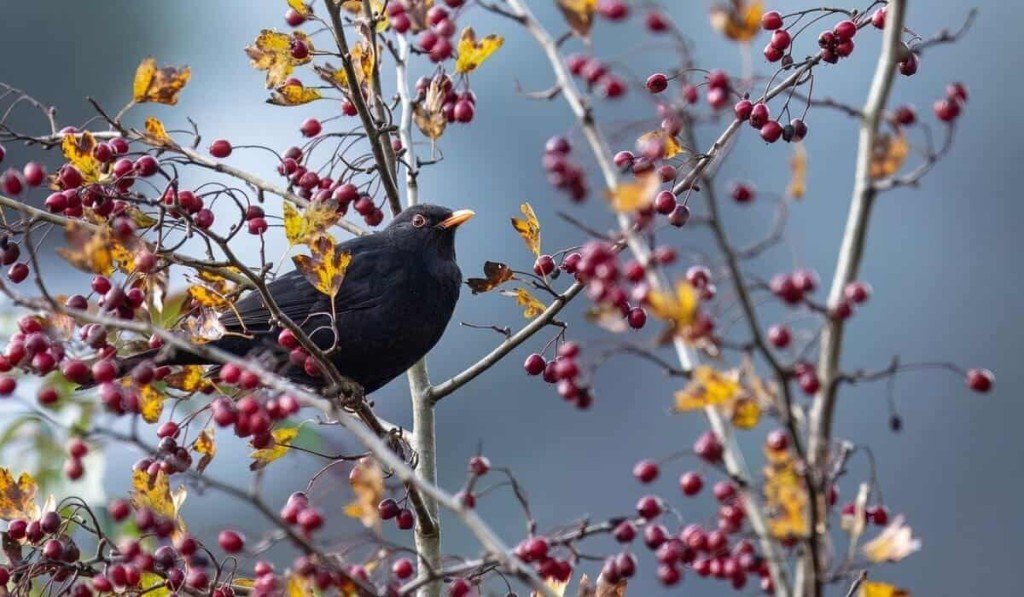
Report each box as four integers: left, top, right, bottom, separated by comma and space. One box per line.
767, 324, 791, 348
218, 530, 245, 553
966, 368, 994, 393
632, 459, 659, 483
524, 353, 546, 376
299, 118, 322, 137
761, 10, 783, 30
646, 73, 669, 94
680, 471, 703, 496
209, 139, 233, 158
636, 495, 663, 520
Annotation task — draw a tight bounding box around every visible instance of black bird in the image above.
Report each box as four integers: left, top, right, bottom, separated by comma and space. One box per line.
122, 204, 473, 393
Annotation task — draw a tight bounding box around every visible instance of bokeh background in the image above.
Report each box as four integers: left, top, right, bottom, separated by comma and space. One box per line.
1, 1, 1020, 594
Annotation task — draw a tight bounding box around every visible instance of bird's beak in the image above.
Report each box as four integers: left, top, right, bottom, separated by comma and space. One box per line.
439, 209, 475, 230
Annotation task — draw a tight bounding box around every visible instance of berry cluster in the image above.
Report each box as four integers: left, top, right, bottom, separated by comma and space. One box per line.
377, 497, 417, 531
734, 98, 807, 144
279, 491, 325, 535
276, 144, 386, 227
413, 4, 461, 63
565, 53, 629, 100
934, 81, 968, 122
816, 19, 858, 64
523, 340, 593, 409
542, 135, 588, 202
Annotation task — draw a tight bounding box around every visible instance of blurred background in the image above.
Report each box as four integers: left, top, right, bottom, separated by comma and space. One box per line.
0, 1, 1019, 594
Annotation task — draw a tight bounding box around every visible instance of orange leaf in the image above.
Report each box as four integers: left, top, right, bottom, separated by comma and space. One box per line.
788, 142, 807, 199
144, 116, 174, 146
607, 173, 659, 213
132, 57, 191, 105
710, 0, 763, 42
510, 202, 541, 257
869, 132, 908, 179
344, 457, 384, 530
466, 261, 515, 294
0, 468, 40, 521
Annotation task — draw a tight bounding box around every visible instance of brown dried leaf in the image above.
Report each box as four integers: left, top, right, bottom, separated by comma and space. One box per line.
0, 468, 39, 521
413, 76, 448, 140
144, 116, 174, 146
132, 57, 191, 105
869, 132, 909, 179
466, 261, 515, 294
292, 235, 351, 298
556, 0, 598, 37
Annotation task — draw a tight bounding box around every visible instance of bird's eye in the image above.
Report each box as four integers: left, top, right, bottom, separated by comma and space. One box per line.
412, 214, 428, 228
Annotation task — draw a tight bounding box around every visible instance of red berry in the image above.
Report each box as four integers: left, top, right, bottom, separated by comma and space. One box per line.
468, 455, 490, 476
209, 139, 233, 158
632, 459, 659, 484
694, 430, 723, 463
749, 103, 770, 128
867, 505, 889, 526
524, 353, 546, 376
734, 99, 753, 121
396, 508, 415, 530
392, 558, 414, 579
448, 578, 472, 597
598, 0, 629, 21
893, 105, 917, 126
23, 162, 46, 187
798, 371, 820, 395
679, 471, 703, 496
534, 254, 556, 276
657, 564, 681, 586
766, 429, 789, 452
654, 190, 676, 215
453, 100, 475, 123
646, 73, 669, 94
899, 53, 919, 77
1, 169, 23, 195
760, 121, 784, 143
770, 29, 791, 50
933, 98, 960, 122
285, 8, 306, 26
646, 10, 669, 32
761, 11, 783, 30
833, 20, 857, 41
8, 262, 29, 283
613, 520, 636, 543
299, 118, 322, 137
872, 8, 887, 29
627, 307, 647, 329
378, 498, 400, 520
730, 182, 755, 203
713, 481, 736, 503
247, 217, 269, 235
636, 495, 662, 519
843, 281, 871, 304
218, 530, 245, 553
767, 324, 791, 348
966, 368, 994, 393
764, 44, 784, 63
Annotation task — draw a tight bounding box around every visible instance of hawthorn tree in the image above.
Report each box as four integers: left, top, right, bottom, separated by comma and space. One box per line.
0, 0, 986, 596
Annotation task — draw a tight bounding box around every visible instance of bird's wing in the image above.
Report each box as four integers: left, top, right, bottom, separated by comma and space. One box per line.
219, 233, 391, 335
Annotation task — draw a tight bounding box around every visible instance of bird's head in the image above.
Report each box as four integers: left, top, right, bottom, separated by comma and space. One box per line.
386, 204, 474, 260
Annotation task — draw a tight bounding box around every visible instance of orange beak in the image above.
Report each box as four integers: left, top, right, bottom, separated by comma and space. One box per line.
439, 209, 475, 229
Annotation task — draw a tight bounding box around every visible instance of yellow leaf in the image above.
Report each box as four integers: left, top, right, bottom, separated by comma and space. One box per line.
413, 75, 448, 140
287, 573, 318, 597
292, 235, 352, 298
132, 57, 191, 105
57, 223, 136, 276
245, 30, 315, 89
164, 365, 213, 393
60, 132, 102, 183
249, 426, 300, 470
268, 83, 323, 106
455, 28, 504, 73
130, 469, 186, 524
647, 280, 698, 330
862, 516, 921, 563
344, 457, 384, 530
510, 202, 541, 257
533, 578, 568, 597
138, 385, 165, 424
763, 450, 808, 539
466, 261, 515, 294
860, 581, 910, 597
674, 366, 741, 411
191, 427, 216, 474
187, 269, 239, 309
788, 142, 808, 199
0, 468, 40, 521
503, 288, 546, 319
730, 396, 761, 429
607, 173, 660, 213
283, 201, 340, 246
144, 116, 174, 146
287, 0, 313, 17
869, 132, 908, 179
710, 0, 763, 42
139, 572, 173, 597
636, 130, 684, 159
556, 0, 598, 37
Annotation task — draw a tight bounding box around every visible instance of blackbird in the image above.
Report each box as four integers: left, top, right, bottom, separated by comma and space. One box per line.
120, 204, 473, 393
